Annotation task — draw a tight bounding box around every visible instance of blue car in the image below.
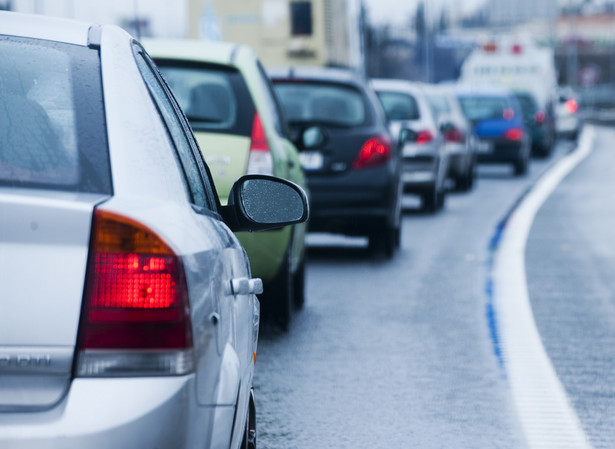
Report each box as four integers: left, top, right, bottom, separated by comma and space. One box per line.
456, 86, 531, 176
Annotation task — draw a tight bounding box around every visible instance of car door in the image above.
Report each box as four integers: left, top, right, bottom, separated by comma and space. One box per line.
133, 45, 257, 408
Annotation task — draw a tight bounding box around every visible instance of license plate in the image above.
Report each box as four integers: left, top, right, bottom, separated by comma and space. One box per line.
477, 140, 493, 153
299, 151, 324, 170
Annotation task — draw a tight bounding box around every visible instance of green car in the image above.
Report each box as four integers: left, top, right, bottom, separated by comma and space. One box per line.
144, 39, 309, 329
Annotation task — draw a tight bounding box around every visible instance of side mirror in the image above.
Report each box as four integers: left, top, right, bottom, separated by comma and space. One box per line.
398, 127, 418, 145
222, 175, 309, 232
299, 125, 327, 149
439, 122, 454, 134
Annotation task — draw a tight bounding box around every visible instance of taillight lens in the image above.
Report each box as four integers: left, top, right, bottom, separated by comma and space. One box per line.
76, 209, 194, 377
534, 110, 546, 124
352, 136, 392, 170
504, 128, 524, 141
247, 113, 274, 175
416, 130, 434, 144
443, 127, 464, 143
565, 99, 578, 114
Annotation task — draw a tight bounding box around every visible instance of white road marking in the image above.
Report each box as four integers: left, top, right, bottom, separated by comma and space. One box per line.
494, 126, 595, 448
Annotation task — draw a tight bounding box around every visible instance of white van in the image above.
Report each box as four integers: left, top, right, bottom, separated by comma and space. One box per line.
459, 35, 557, 109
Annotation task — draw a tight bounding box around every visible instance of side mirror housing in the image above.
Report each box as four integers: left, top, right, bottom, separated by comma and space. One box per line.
398, 127, 418, 146
221, 175, 309, 232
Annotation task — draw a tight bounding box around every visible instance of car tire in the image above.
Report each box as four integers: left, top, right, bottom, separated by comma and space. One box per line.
369, 224, 396, 259
514, 152, 529, 177
241, 389, 257, 449
262, 248, 293, 330
293, 253, 306, 310
457, 162, 475, 192
422, 187, 438, 213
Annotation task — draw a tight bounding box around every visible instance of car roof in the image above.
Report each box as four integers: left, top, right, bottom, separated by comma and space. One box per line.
0, 11, 90, 46
369, 78, 426, 96
142, 38, 251, 67
268, 66, 365, 87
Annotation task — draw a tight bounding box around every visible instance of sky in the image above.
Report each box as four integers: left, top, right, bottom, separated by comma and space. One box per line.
364, 0, 488, 26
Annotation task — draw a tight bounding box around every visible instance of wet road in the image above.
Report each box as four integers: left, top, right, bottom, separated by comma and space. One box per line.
252, 130, 605, 448
527, 126, 615, 448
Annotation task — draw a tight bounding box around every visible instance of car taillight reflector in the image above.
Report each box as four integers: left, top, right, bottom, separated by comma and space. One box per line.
77, 210, 194, 376
504, 128, 524, 141
534, 110, 546, 124
416, 130, 434, 144
352, 136, 391, 170
444, 127, 464, 143
247, 113, 274, 175
565, 99, 578, 114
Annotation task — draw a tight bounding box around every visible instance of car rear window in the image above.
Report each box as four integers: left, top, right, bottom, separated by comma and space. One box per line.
376, 91, 420, 121
273, 81, 366, 127
458, 95, 512, 121
0, 36, 110, 193
155, 61, 255, 137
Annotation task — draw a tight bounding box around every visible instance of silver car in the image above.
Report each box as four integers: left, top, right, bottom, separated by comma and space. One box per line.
0, 11, 308, 449
371, 79, 449, 213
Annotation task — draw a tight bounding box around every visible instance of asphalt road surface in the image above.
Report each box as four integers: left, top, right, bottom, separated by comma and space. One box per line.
253, 126, 612, 448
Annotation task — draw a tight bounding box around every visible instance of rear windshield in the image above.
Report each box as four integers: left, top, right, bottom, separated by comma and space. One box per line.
273, 81, 366, 127
0, 36, 110, 193
458, 95, 512, 121
156, 61, 255, 136
376, 91, 420, 121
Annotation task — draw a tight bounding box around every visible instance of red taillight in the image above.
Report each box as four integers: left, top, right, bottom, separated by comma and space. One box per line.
444, 127, 464, 143
504, 128, 524, 141
511, 44, 523, 54
534, 110, 546, 124
565, 99, 578, 114
503, 108, 515, 120
247, 113, 273, 175
352, 136, 391, 170
77, 210, 194, 376
416, 130, 434, 144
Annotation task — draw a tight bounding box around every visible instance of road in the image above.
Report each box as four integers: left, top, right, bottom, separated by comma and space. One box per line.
253, 126, 612, 448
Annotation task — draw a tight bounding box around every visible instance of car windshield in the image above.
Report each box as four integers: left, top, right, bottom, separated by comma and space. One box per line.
458, 95, 512, 121
376, 91, 420, 120
0, 36, 110, 193
273, 81, 366, 127
156, 62, 255, 136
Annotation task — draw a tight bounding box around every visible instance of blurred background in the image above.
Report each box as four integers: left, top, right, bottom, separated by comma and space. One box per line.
3, 0, 615, 113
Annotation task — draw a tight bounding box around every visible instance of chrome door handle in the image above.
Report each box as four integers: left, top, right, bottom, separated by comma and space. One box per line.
231, 278, 263, 296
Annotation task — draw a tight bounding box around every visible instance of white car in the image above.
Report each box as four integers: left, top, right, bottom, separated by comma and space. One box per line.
555, 86, 581, 138
0, 11, 308, 449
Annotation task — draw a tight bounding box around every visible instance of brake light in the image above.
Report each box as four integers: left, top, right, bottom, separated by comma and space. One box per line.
534, 110, 545, 124
504, 128, 524, 141
352, 136, 391, 170
76, 209, 194, 377
483, 42, 497, 52
416, 130, 434, 144
503, 108, 515, 120
444, 127, 464, 143
565, 99, 578, 114
247, 113, 274, 175
511, 44, 523, 54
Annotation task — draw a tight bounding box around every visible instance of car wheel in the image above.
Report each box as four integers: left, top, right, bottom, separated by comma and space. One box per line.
262, 248, 293, 330
514, 152, 529, 176
241, 389, 257, 449
369, 224, 396, 259
421, 186, 438, 213
293, 253, 306, 310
